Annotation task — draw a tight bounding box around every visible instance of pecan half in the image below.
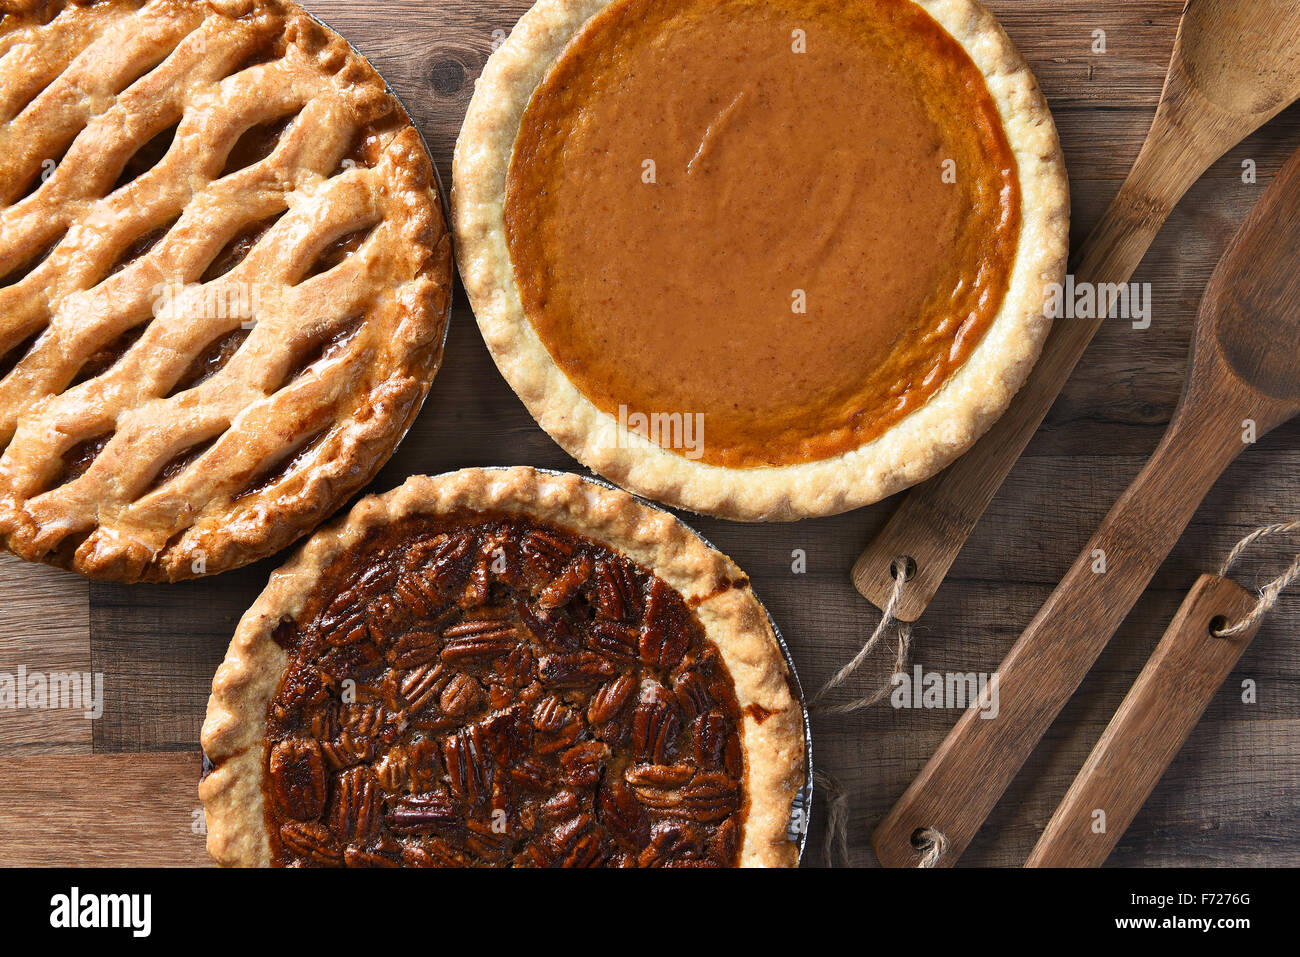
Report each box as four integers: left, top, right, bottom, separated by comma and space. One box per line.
625, 763, 695, 789
268, 738, 327, 822
654, 774, 740, 824
401, 836, 470, 867
632, 684, 680, 764
386, 791, 458, 834
587, 672, 636, 724
400, 663, 447, 711
439, 672, 482, 717
278, 821, 343, 866
671, 667, 715, 719
588, 621, 640, 659
639, 579, 689, 669
559, 740, 610, 788
693, 710, 730, 768
537, 652, 619, 689
390, 629, 442, 668
515, 598, 578, 650
520, 528, 573, 577
593, 556, 640, 621
409, 532, 473, 590
440, 635, 515, 665
537, 554, 594, 610
344, 845, 400, 868
482, 704, 533, 765
393, 573, 440, 620
442, 726, 491, 805
599, 778, 650, 849
328, 767, 382, 842
320, 729, 374, 771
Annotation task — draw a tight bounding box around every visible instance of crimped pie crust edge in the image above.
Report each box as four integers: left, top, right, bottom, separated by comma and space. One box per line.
0, 0, 453, 581
452, 0, 1069, 521
200, 467, 806, 868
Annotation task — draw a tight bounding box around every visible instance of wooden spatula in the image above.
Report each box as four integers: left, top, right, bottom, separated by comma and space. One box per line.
854, 0, 1300, 622
872, 141, 1300, 868
1024, 573, 1266, 867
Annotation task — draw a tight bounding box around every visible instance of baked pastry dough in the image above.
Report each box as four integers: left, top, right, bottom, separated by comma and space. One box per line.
454, 0, 1068, 520
0, 0, 453, 580
201, 467, 807, 867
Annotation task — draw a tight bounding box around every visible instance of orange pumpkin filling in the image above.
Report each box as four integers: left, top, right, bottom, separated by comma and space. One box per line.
506, 0, 1020, 468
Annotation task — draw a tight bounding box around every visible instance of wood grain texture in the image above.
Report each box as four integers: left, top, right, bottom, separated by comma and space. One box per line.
1, 0, 1297, 867
856, 0, 1300, 620
874, 139, 1300, 866
0, 554, 92, 755
0, 755, 208, 866
1026, 574, 1264, 867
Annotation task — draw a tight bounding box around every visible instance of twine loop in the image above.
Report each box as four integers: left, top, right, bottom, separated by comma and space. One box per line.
812, 556, 913, 714
1213, 521, 1300, 638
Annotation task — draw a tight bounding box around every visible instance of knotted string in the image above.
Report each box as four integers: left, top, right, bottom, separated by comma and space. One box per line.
817, 523, 1300, 868
913, 827, 950, 868
813, 770, 850, 868
1213, 521, 1300, 638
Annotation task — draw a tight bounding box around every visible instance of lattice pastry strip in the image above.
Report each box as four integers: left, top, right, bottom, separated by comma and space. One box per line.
0, 89, 369, 441
0, 91, 365, 438
0, 0, 452, 582
0, 34, 359, 339
0, 8, 256, 211
0, 0, 198, 136
18, 197, 404, 519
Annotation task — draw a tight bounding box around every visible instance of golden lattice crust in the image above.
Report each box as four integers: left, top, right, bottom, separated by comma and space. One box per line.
0, 0, 452, 581
201, 468, 806, 868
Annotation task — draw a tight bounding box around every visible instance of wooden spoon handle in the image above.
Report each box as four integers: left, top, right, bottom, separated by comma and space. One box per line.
871, 404, 1245, 867
1025, 574, 1263, 868
853, 94, 1243, 622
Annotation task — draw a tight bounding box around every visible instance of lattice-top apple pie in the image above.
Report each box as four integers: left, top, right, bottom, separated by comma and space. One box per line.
0, 0, 452, 581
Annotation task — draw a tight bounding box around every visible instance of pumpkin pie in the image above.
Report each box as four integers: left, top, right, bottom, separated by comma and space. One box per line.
454, 0, 1067, 519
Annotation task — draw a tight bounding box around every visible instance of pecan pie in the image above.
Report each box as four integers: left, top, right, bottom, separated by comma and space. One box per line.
454, 0, 1068, 520
201, 468, 807, 867
0, 0, 453, 581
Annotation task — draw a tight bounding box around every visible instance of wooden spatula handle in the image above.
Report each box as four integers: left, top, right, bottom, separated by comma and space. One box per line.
853, 93, 1247, 622
1026, 574, 1262, 868
871, 403, 1245, 867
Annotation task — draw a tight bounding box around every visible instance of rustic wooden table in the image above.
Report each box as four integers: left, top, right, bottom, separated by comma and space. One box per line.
1, 0, 1296, 867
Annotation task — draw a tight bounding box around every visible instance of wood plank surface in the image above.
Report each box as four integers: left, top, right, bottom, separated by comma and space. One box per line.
0, 756, 208, 867
2, 0, 1298, 867
0, 554, 92, 756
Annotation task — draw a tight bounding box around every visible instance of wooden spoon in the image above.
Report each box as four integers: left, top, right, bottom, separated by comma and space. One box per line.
872, 140, 1300, 868
855, 0, 1300, 622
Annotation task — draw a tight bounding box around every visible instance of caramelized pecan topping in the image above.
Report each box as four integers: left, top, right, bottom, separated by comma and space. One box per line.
263, 514, 746, 867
